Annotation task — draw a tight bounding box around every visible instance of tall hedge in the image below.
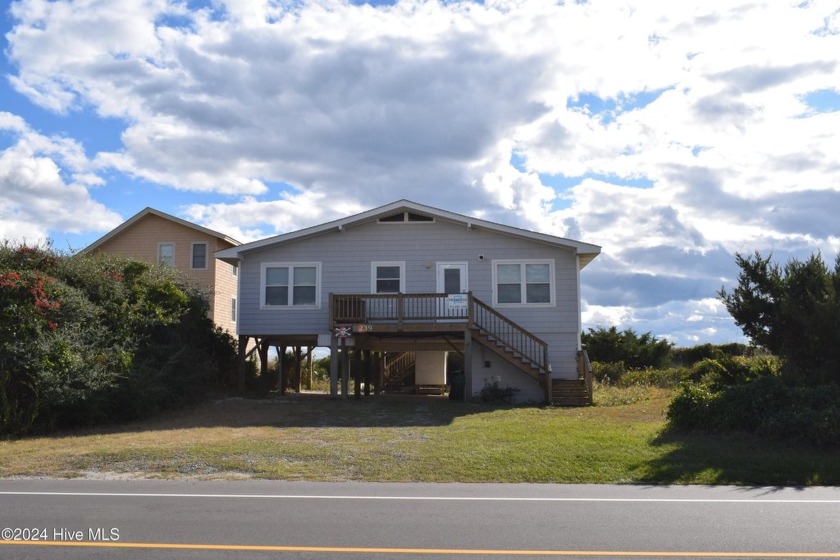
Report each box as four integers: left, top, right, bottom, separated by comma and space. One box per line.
0, 243, 237, 437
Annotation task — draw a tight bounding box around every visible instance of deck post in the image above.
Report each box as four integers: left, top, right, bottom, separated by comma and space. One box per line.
378, 352, 385, 394
278, 345, 286, 395
306, 346, 313, 390
353, 350, 362, 400
341, 344, 351, 398
463, 329, 473, 401
258, 339, 270, 394
330, 336, 339, 399
363, 350, 372, 396
293, 346, 303, 393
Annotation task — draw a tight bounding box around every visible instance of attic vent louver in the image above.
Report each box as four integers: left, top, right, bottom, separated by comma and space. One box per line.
378, 212, 434, 223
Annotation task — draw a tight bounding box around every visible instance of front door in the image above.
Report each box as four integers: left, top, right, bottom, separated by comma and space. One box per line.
437, 263, 468, 320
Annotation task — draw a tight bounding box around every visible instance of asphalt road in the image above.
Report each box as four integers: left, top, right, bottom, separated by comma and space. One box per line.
1, 480, 839, 559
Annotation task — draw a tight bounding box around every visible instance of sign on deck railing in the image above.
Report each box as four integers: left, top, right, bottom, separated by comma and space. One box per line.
446, 293, 468, 312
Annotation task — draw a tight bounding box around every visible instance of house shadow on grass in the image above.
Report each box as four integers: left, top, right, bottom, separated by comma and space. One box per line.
63, 393, 498, 437
634, 428, 840, 487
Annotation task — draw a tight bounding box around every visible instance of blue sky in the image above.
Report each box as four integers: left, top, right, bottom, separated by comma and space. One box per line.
2, 0, 840, 347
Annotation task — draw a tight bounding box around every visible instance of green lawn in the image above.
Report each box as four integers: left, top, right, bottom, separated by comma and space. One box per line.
1, 388, 838, 485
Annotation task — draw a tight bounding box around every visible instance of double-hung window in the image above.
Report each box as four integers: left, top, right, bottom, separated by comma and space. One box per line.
191, 242, 208, 270
371, 262, 405, 294
493, 260, 554, 306
158, 243, 174, 268
262, 263, 320, 308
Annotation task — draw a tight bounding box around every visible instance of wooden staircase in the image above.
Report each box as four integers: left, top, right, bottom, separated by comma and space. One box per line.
551, 379, 591, 406
383, 351, 416, 392
469, 298, 594, 406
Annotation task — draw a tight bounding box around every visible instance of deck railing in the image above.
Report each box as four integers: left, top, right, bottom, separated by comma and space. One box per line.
331, 292, 469, 325
330, 292, 549, 376
577, 349, 593, 403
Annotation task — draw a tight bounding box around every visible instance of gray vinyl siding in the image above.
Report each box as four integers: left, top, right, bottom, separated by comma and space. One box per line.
470, 347, 545, 403
237, 219, 581, 378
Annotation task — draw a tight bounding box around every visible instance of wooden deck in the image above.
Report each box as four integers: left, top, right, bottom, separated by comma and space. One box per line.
330, 292, 550, 384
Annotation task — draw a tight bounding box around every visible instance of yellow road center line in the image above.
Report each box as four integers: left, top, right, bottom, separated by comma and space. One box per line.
1, 540, 839, 557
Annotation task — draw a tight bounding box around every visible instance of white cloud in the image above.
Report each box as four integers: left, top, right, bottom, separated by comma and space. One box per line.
0, 112, 122, 243
4, 0, 840, 344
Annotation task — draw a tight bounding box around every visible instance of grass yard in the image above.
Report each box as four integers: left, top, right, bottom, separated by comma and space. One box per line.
2, 387, 838, 485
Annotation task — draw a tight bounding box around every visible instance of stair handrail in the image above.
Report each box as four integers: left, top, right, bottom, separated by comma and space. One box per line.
469, 293, 549, 376
384, 351, 416, 380
577, 349, 593, 404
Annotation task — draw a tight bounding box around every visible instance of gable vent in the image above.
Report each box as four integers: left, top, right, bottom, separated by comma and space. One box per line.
378, 212, 434, 223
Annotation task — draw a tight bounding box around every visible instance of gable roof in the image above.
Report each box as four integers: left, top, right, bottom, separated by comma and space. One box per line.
83, 207, 241, 253
216, 199, 601, 268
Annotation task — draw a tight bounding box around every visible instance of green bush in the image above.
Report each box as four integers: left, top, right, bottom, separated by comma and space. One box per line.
689, 355, 781, 387
672, 343, 751, 366
667, 376, 840, 448
582, 326, 673, 369
617, 367, 692, 388
593, 362, 690, 388
0, 243, 237, 437
477, 379, 519, 404
591, 361, 626, 384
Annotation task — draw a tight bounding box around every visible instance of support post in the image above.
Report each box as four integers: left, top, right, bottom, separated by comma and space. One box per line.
278, 345, 286, 395
354, 349, 362, 400
293, 346, 303, 393
341, 344, 350, 398
258, 339, 270, 395
464, 330, 473, 401
363, 350, 372, 397
378, 352, 385, 395
330, 337, 338, 399
306, 346, 313, 390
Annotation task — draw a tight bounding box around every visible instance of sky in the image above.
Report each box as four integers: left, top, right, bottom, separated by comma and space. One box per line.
1, 0, 839, 348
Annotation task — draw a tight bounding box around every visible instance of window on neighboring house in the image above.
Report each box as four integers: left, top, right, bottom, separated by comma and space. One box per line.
262, 263, 320, 308
231, 264, 238, 277
191, 242, 208, 269
158, 243, 174, 268
372, 262, 405, 294
231, 297, 237, 323
493, 260, 554, 306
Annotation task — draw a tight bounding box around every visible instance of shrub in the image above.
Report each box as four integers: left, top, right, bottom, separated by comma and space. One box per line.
582, 326, 673, 369
591, 361, 626, 384
616, 367, 691, 388
0, 243, 237, 437
672, 343, 751, 366
477, 379, 519, 404
666, 377, 840, 448
689, 355, 781, 387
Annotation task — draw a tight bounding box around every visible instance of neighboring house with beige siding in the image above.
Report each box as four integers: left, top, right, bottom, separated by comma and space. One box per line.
83, 208, 241, 334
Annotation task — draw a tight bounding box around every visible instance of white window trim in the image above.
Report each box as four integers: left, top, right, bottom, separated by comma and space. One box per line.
190, 241, 208, 270
371, 261, 406, 294
157, 242, 175, 268
260, 262, 322, 310
230, 296, 237, 323
491, 259, 556, 308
